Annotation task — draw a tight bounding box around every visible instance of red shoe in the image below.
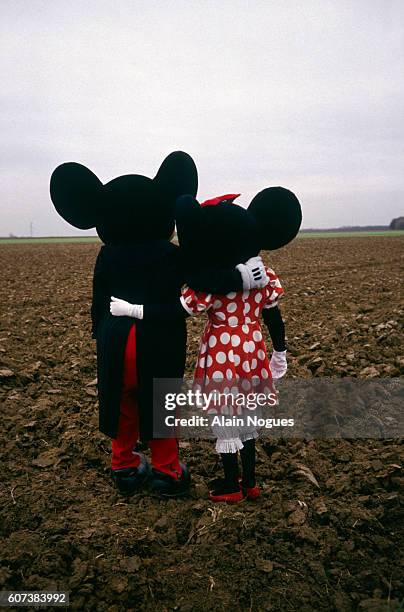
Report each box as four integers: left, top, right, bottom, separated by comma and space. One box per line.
244, 486, 261, 500
208, 478, 243, 504
238, 477, 261, 500
209, 490, 243, 503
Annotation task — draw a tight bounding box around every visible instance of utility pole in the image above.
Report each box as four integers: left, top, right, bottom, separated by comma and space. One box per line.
30, 221, 33, 238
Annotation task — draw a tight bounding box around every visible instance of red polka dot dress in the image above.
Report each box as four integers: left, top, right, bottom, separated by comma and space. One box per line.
180, 267, 284, 396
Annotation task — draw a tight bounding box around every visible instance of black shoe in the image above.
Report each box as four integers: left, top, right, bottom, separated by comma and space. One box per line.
149, 463, 191, 498
111, 453, 150, 497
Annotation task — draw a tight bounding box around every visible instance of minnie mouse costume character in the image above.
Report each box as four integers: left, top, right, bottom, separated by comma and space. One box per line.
176, 189, 302, 502
50, 152, 268, 498
174, 189, 302, 501
181, 195, 284, 393
111, 187, 302, 502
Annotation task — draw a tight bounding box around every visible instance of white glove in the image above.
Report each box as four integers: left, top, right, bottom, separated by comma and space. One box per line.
110, 297, 144, 319
269, 350, 287, 379
236, 256, 269, 290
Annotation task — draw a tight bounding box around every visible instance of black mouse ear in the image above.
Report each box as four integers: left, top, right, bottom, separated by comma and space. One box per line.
248, 187, 302, 250
175, 194, 203, 256
50, 162, 103, 229
154, 151, 198, 199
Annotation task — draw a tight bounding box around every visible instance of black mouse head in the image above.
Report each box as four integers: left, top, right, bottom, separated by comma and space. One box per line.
50, 152, 198, 244
175, 187, 302, 268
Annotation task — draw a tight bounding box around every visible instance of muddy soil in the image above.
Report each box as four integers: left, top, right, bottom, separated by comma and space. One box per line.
0, 237, 403, 611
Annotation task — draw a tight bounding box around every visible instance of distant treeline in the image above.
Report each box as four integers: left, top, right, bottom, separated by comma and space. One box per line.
300, 226, 389, 233
2, 224, 404, 240
2, 235, 93, 239
390, 217, 404, 230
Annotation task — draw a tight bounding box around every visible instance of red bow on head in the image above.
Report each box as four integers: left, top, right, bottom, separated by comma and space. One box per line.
200, 193, 241, 207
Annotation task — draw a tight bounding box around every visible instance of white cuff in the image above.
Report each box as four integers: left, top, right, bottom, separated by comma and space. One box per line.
263, 300, 279, 310
128, 304, 143, 319
180, 295, 195, 316
236, 263, 250, 290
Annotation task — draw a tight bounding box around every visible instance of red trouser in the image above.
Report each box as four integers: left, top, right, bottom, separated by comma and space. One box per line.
111, 324, 181, 479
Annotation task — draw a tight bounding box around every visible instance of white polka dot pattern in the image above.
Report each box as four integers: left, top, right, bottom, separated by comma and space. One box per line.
181, 266, 283, 393
231, 335, 241, 347
216, 351, 226, 364
220, 332, 230, 344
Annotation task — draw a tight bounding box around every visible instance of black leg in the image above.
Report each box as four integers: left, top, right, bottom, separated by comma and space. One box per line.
211, 453, 240, 494
240, 439, 256, 488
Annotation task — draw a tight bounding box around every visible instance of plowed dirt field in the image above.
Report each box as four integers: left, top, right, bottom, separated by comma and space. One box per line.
1, 236, 403, 611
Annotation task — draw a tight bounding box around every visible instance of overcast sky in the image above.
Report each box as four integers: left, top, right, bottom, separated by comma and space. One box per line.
2, 0, 404, 235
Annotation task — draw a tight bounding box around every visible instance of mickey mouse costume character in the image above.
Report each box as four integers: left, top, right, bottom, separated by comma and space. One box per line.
110, 187, 302, 502
50, 152, 269, 498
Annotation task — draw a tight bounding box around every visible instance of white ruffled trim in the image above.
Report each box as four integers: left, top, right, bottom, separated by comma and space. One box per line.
239, 430, 259, 442
263, 299, 279, 310
180, 295, 195, 316
215, 437, 244, 454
